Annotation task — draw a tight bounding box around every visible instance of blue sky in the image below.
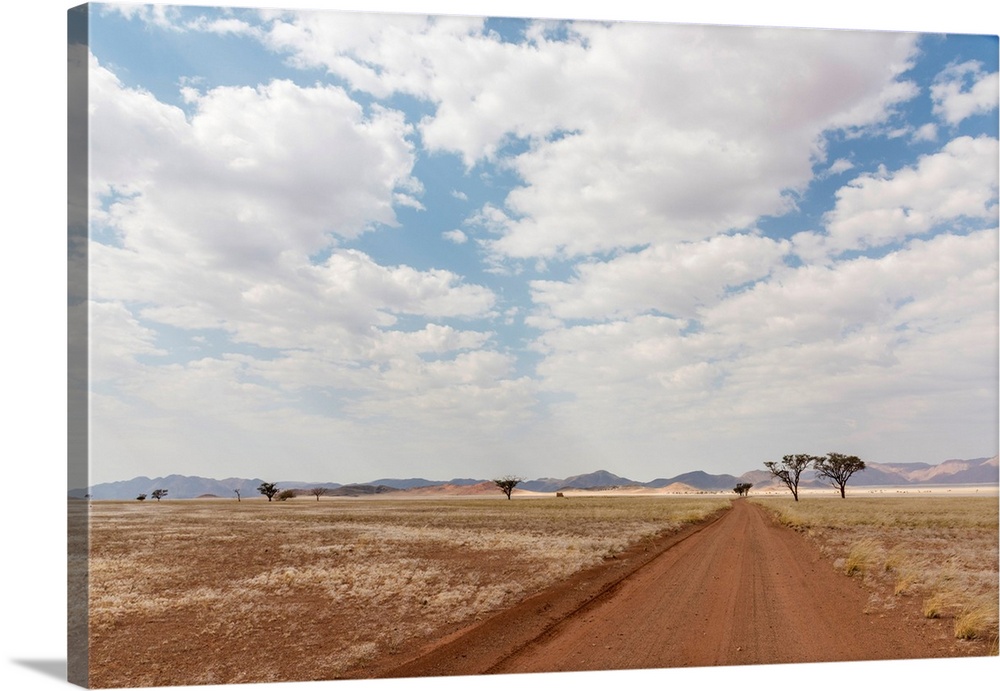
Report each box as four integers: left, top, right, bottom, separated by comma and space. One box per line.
74, 2, 998, 485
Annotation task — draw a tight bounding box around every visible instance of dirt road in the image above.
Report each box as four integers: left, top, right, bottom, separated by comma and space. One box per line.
379, 500, 979, 678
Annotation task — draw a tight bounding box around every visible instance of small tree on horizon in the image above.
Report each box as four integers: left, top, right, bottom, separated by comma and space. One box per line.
136, 493, 146, 501
310, 487, 328, 501
764, 455, 816, 502
151, 489, 168, 502
493, 475, 523, 500
733, 482, 753, 497
234, 488, 241, 502
258, 482, 279, 502
813, 452, 866, 498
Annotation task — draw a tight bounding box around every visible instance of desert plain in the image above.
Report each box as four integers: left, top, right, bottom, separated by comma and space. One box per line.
73, 486, 998, 688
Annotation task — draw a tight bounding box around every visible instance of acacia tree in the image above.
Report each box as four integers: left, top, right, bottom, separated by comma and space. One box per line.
764, 454, 816, 502
151, 489, 168, 502
493, 475, 523, 500
136, 493, 146, 501
258, 482, 279, 502
310, 487, 328, 501
813, 452, 866, 498
733, 482, 753, 497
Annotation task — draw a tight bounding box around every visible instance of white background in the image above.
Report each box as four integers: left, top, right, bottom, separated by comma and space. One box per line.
2, 1, 997, 690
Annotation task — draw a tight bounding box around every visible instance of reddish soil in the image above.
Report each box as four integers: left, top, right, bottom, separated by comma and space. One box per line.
375, 500, 990, 679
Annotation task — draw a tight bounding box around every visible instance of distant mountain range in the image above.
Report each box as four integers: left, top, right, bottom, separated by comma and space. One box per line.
69, 456, 998, 500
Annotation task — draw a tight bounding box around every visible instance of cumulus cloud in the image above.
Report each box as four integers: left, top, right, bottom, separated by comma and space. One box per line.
931, 60, 1000, 125
100, 2, 182, 29
90, 54, 421, 268
476, 25, 920, 260
821, 135, 998, 255
83, 11, 997, 483
530, 234, 790, 323
913, 122, 938, 142
88, 301, 166, 383
184, 16, 263, 37
87, 52, 520, 447
88, 52, 499, 350
827, 158, 855, 175
706, 229, 997, 346
256, 15, 920, 261
526, 229, 998, 466
263, 12, 482, 101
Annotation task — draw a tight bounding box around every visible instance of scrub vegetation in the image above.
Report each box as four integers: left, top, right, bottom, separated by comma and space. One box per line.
752, 496, 999, 651
86, 496, 727, 687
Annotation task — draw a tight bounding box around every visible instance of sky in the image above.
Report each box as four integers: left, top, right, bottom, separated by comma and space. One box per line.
72, 1, 999, 486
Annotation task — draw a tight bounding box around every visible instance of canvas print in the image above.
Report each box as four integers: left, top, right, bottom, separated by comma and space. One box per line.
68, 2, 999, 688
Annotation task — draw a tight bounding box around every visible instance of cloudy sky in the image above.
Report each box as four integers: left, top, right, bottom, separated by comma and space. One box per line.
76, 2, 998, 486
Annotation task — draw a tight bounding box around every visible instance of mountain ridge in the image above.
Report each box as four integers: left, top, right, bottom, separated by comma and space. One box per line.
70, 456, 998, 500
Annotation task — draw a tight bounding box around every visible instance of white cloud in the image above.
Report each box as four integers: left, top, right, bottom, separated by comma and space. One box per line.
705, 229, 998, 347
263, 12, 484, 101
88, 54, 498, 343
530, 234, 790, 323
827, 158, 855, 175
257, 16, 920, 261
479, 25, 919, 259
525, 228, 998, 467
90, 55, 421, 268
464, 203, 511, 235
86, 52, 531, 462
931, 60, 999, 125
821, 135, 999, 255
913, 122, 938, 142
77, 11, 997, 485
88, 301, 166, 383
91, 243, 496, 351
370, 323, 492, 358
100, 3, 182, 29
442, 229, 468, 244
184, 16, 263, 37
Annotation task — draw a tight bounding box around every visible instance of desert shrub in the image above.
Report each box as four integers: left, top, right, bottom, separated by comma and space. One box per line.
884, 547, 925, 596
954, 597, 999, 641
892, 567, 919, 596
844, 538, 881, 577
923, 592, 946, 618
753, 495, 998, 638
277, 489, 296, 501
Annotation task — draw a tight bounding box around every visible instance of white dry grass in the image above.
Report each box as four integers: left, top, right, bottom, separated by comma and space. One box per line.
86, 495, 728, 685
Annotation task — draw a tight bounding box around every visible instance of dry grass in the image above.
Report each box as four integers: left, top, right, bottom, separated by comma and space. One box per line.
752, 496, 999, 646
843, 537, 881, 576
85, 495, 728, 687
955, 597, 996, 640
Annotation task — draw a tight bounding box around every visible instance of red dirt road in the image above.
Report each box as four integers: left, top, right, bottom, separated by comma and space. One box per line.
379, 500, 983, 679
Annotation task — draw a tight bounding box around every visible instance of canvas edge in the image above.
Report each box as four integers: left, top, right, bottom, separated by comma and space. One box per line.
67, 3, 91, 688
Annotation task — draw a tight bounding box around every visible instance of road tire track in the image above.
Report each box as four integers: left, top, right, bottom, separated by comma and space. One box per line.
378, 500, 979, 679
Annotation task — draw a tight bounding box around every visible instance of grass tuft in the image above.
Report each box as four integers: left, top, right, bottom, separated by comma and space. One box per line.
922, 592, 946, 619
954, 598, 1000, 641
893, 572, 918, 596
884, 548, 925, 597
844, 538, 881, 577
